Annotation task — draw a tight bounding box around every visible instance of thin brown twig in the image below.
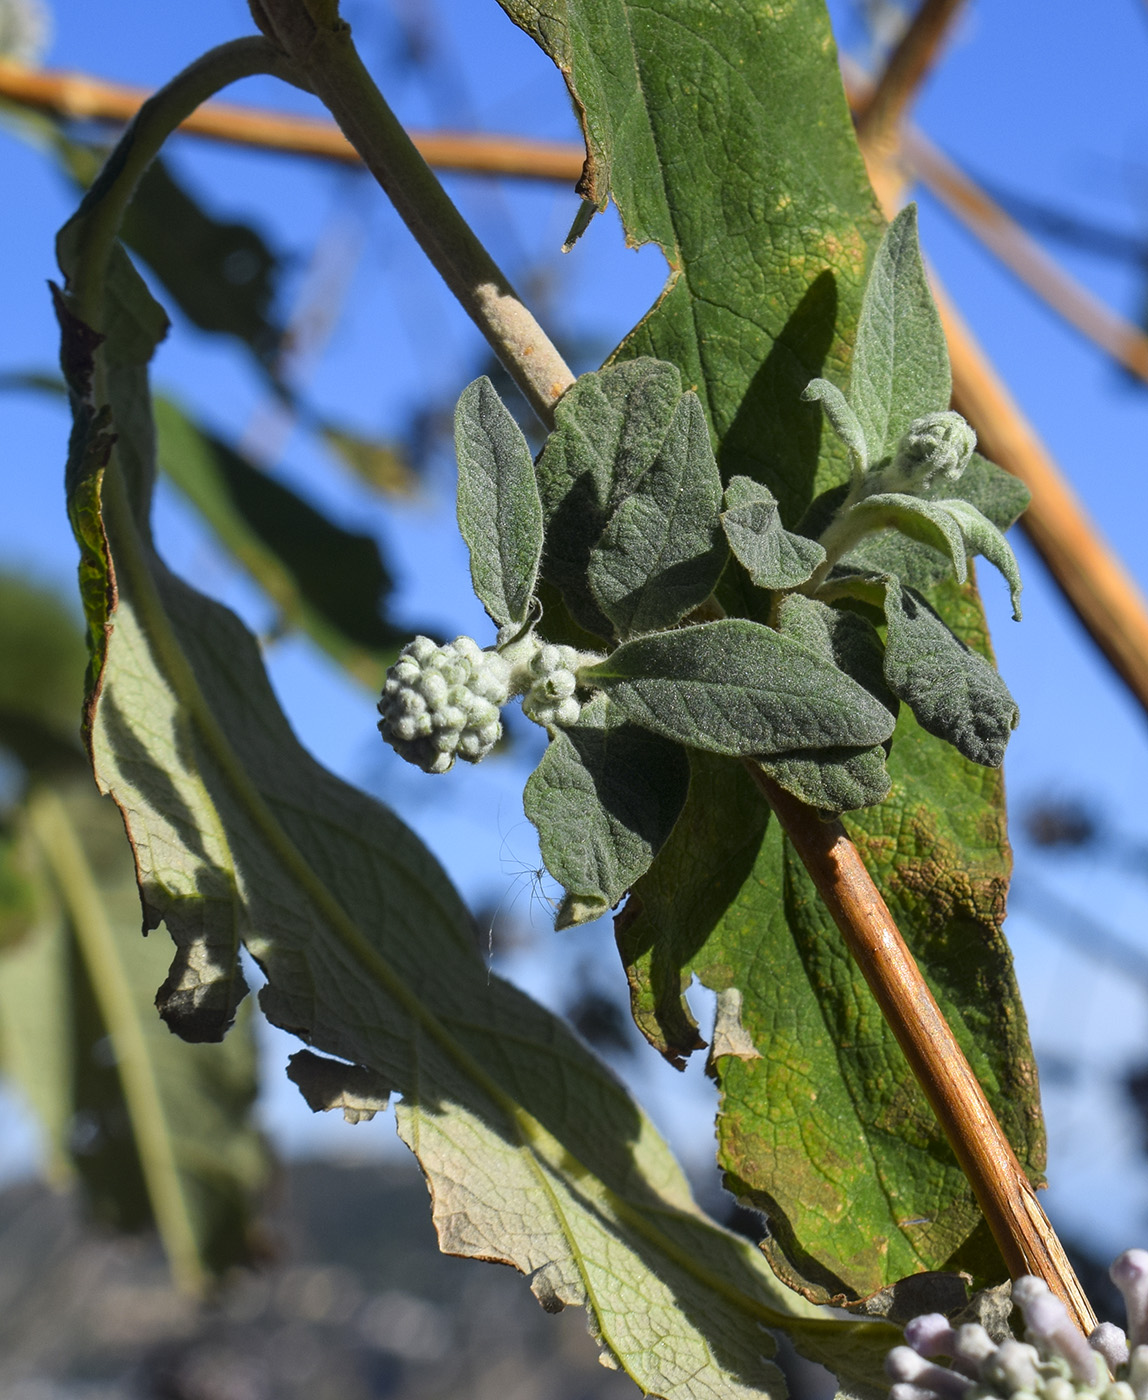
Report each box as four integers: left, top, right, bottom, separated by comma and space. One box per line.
902, 127, 1148, 383
853, 0, 966, 162
751, 770, 1098, 1336
0, 58, 586, 182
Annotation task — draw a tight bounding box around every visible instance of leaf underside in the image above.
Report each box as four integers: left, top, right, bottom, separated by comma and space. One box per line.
503, 0, 1043, 1304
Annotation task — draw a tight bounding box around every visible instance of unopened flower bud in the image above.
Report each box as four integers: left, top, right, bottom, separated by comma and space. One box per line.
905, 1315, 958, 1359
1091, 1325, 1131, 1374
379, 635, 510, 773
522, 642, 585, 730
1113, 1253, 1148, 1350
889, 411, 976, 490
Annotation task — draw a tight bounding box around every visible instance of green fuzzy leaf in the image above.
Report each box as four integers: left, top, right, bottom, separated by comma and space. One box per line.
839, 452, 1030, 590
847, 492, 968, 583
535, 359, 684, 637
154, 398, 409, 690
850, 206, 950, 466
882, 581, 1019, 767
937, 499, 1024, 620
455, 376, 544, 628
754, 595, 894, 813
801, 378, 868, 472
721, 477, 826, 590
524, 695, 690, 928
587, 391, 726, 638
54, 206, 905, 1400
754, 744, 890, 813
775, 594, 898, 721
581, 618, 896, 756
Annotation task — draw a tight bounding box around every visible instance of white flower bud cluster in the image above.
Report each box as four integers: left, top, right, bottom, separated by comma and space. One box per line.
520, 643, 583, 730
378, 636, 510, 774
887, 1251, 1148, 1400
889, 411, 977, 491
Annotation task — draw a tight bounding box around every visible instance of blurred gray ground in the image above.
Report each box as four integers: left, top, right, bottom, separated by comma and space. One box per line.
0, 1158, 639, 1400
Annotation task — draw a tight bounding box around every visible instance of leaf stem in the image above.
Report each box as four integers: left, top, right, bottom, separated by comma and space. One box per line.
247, 0, 574, 429
26, 785, 206, 1294
747, 766, 1098, 1336
60, 37, 293, 331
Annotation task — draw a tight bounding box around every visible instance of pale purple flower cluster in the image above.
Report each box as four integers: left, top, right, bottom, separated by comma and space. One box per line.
887, 1250, 1148, 1400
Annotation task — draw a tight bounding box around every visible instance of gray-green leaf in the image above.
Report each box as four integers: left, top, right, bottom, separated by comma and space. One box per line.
850, 206, 950, 466
842, 451, 1030, 590
937, 498, 1024, 620
721, 476, 826, 589
882, 581, 1019, 766
776, 594, 898, 722
756, 595, 895, 813
753, 744, 891, 812
802, 378, 868, 472
535, 359, 684, 636
455, 377, 544, 628
581, 618, 896, 756
524, 694, 690, 928
845, 492, 968, 583
587, 391, 726, 638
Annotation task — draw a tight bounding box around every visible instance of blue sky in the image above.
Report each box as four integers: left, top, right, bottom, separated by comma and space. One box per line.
3, 0, 1148, 1263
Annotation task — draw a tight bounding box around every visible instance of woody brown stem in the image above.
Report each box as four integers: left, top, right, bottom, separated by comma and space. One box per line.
248, 0, 573, 427
750, 766, 1098, 1335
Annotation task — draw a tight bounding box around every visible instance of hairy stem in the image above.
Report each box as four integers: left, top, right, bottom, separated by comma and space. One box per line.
59, 36, 292, 330
248, 0, 574, 429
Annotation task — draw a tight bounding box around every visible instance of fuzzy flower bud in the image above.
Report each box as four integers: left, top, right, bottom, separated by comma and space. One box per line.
1113, 1253, 1148, 1351
521, 642, 584, 730
888, 411, 977, 491
885, 1251, 1148, 1400
378, 635, 510, 773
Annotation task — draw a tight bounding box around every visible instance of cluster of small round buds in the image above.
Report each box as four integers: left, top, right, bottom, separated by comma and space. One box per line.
378, 635, 511, 774
885, 1257, 1148, 1400
521, 642, 583, 730
889, 411, 977, 491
